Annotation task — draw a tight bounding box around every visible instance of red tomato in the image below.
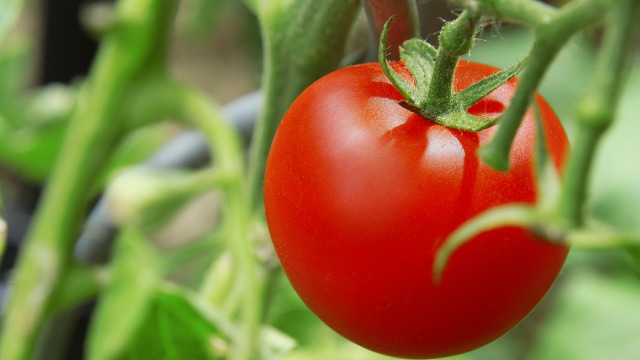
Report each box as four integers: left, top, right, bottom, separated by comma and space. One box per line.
264, 61, 569, 358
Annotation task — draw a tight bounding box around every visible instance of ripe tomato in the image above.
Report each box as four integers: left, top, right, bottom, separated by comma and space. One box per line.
264, 61, 569, 358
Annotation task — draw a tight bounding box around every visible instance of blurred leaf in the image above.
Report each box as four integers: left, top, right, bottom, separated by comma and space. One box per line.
123, 283, 232, 360
0, 84, 74, 181
530, 268, 640, 360
88, 227, 160, 360
0, 81, 173, 183
123, 282, 295, 360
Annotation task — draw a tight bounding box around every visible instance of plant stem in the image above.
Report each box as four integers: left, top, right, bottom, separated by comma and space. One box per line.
0, 1, 179, 358
173, 84, 259, 360
247, 0, 361, 210
32, 308, 81, 360
477, 37, 563, 171
434, 204, 538, 282
557, 0, 640, 227
49, 265, 104, 312
567, 228, 640, 250
427, 10, 481, 114
478, 0, 613, 171
475, 0, 557, 27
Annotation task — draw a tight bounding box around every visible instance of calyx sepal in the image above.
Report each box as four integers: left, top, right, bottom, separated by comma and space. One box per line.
379, 15, 528, 132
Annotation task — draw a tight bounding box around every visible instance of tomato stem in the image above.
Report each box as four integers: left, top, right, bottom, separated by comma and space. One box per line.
379, 10, 524, 132
557, 0, 640, 228
566, 227, 640, 250
478, 0, 614, 171
172, 84, 261, 360
247, 0, 361, 210
425, 10, 480, 115
473, 0, 557, 28
434, 204, 538, 283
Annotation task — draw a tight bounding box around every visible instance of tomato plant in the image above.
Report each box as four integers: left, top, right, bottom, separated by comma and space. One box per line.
2, 0, 640, 359
264, 60, 570, 358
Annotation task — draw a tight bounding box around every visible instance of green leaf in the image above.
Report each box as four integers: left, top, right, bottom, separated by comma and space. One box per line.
123, 282, 296, 360
399, 38, 437, 106
87, 227, 160, 360
464, 29, 597, 133
435, 109, 498, 132
452, 56, 528, 110
0, 84, 74, 181
124, 283, 237, 360
378, 15, 417, 104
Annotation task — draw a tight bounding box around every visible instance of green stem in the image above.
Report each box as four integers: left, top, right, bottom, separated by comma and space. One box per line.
106, 167, 232, 231
427, 52, 461, 114
49, 265, 104, 312
475, 0, 557, 28
479, 0, 613, 171
31, 266, 103, 360
567, 228, 640, 250
477, 37, 562, 171
426, 10, 481, 114
0, 1, 179, 358
247, 0, 361, 209
173, 84, 259, 360
32, 308, 81, 360
557, 0, 640, 227
434, 204, 538, 282
199, 252, 235, 313
556, 127, 601, 226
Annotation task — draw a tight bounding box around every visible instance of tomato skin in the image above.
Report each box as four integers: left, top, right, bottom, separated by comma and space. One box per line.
264, 61, 569, 358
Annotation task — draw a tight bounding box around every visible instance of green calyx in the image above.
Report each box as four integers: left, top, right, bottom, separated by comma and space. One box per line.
379, 14, 527, 132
